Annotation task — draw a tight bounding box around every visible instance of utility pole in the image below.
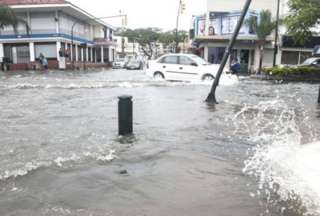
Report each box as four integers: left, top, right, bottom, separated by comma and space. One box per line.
175, 0, 186, 53
206, 0, 252, 103
273, 0, 281, 67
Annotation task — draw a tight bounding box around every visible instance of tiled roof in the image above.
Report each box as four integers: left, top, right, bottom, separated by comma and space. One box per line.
0, 0, 66, 5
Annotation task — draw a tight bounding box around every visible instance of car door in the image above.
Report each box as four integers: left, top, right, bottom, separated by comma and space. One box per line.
160, 55, 180, 80
177, 56, 199, 81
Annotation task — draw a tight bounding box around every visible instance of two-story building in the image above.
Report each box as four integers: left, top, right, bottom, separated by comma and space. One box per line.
191, 0, 318, 73
0, 0, 116, 70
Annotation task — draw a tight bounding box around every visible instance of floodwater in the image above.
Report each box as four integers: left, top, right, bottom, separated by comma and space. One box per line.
0, 69, 319, 216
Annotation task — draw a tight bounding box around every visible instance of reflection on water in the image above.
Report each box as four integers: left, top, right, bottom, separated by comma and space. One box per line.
0, 69, 319, 216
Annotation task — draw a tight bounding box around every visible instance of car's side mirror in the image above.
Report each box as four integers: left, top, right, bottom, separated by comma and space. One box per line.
191, 63, 198, 67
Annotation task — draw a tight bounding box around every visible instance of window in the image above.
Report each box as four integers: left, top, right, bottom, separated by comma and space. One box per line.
160, 56, 178, 64
179, 56, 195, 65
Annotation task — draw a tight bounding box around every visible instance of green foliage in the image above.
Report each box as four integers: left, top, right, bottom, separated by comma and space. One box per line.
263, 66, 320, 76
158, 30, 188, 47
285, 0, 320, 45
246, 10, 277, 73
117, 28, 188, 58
0, 5, 29, 34
246, 10, 277, 43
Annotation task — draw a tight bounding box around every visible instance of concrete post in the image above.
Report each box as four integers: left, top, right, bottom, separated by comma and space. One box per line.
101, 46, 104, 63
118, 95, 133, 136
29, 42, 35, 62
56, 41, 61, 61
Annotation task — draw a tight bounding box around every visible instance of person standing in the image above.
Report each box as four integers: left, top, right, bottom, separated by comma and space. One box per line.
58, 47, 66, 70
39, 53, 48, 70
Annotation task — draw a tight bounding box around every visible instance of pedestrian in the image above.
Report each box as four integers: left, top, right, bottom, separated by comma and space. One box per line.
39, 53, 48, 70
230, 58, 241, 75
59, 47, 66, 70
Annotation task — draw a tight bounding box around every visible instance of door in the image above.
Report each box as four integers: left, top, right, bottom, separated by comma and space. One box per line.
160, 55, 180, 80
177, 56, 199, 81
240, 50, 249, 74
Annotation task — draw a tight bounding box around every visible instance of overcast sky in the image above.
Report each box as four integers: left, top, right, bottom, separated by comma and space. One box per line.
70, 0, 206, 31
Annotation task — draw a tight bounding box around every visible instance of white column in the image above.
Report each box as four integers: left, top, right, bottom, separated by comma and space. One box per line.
81, 48, 84, 62
75, 45, 79, 62
91, 47, 94, 62
29, 42, 35, 62
86, 47, 89, 62
70, 44, 73, 61
204, 45, 209, 62
0, 43, 4, 62
101, 46, 104, 63
109, 47, 113, 62
56, 41, 61, 61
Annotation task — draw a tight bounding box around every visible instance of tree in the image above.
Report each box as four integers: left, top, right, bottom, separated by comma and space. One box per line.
119, 28, 161, 59
158, 30, 188, 52
0, 5, 29, 34
246, 10, 276, 74
285, 0, 320, 45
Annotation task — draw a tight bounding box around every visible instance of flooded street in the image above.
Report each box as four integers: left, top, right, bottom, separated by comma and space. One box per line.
0, 69, 319, 216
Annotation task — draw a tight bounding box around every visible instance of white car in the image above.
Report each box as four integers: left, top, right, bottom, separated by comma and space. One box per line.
146, 54, 224, 81
112, 59, 127, 69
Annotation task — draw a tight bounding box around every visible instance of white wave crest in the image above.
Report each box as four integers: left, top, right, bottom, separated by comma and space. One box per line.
235, 99, 320, 214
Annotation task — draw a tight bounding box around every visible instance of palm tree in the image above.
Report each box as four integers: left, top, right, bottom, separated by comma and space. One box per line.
0, 5, 30, 35
246, 10, 277, 74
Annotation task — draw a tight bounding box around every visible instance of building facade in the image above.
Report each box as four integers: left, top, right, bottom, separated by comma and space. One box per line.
0, 0, 116, 70
191, 0, 315, 73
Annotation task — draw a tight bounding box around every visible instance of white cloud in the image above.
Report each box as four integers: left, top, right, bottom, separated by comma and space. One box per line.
69, 0, 206, 30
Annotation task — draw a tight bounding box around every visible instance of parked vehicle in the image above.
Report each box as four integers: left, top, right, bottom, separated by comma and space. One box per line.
112, 59, 127, 69
145, 54, 225, 81
313, 45, 320, 57
126, 60, 143, 70
300, 57, 320, 68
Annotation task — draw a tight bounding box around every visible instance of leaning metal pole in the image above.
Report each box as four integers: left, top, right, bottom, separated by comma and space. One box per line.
206, 0, 252, 103
273, 0, 280, 67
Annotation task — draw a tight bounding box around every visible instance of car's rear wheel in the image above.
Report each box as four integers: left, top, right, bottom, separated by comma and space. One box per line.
154, 72, 165, 80
202, 74, 214, 81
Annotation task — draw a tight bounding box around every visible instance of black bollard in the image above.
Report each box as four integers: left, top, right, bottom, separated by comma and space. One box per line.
118, 95, 133, 136
318, 86, 320, 103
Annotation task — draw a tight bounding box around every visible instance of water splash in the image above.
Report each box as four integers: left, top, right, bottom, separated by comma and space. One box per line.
234, 99, 320, 214
0, 149, 117, 181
